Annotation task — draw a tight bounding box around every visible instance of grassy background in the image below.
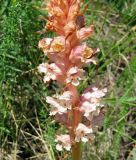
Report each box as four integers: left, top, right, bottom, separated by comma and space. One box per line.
0, 0, 136, 159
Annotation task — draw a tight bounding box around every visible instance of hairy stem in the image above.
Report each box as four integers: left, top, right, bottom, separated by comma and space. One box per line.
67, 84, 81, 160
72, 142, 81, 160
71, 107, 81, 160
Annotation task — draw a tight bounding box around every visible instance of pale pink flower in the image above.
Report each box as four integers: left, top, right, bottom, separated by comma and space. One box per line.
50, 36, 66, 53
59, 91, 72, 101
38, 63, 62, 83
80, 101, 97, 118
38, 63, 48, 73
75, 123, 93, 142
55, 134, 71, 151
46, 97, 67, 115
38, 38, 53, 54
69, 44, 98, 65
46, 91, 72, 115
39, 36, 70, 57
82, 87, 107, 99
66, 66, 84, 86
77, 25, 94, 41
80, 87, 107, 119
38, 38, 66, 63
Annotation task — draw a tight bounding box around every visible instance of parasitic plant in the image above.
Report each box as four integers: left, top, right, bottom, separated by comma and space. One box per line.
37, 0, 107, 159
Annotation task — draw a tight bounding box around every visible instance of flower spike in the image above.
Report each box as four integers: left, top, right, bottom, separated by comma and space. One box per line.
37, 0, 106, 159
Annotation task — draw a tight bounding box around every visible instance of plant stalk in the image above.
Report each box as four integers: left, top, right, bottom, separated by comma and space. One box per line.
67, 84, 82, 160
72, 142, 81, 160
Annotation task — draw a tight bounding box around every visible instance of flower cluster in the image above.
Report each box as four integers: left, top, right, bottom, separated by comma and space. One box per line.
80, 87, 107, 120
46, 91, 72, 115
38, 0, 106, 152
55, 134, 71, 151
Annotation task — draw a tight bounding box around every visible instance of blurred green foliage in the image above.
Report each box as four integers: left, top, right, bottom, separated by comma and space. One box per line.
0, 0, 56, 158
107, 0, 136, 25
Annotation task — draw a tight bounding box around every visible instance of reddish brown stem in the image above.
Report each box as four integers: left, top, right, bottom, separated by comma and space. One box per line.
67, 84, 82, 160
71, 106, 81, 160
72, 142, 81, 160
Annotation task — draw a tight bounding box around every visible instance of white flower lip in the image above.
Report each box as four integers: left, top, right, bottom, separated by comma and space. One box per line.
38, 63, 62, 83
80, 87, 107, 119
66, 66, 84, 86
46, 91, 72, 115
55, 134, 71, 151
75, 123, 93, 143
